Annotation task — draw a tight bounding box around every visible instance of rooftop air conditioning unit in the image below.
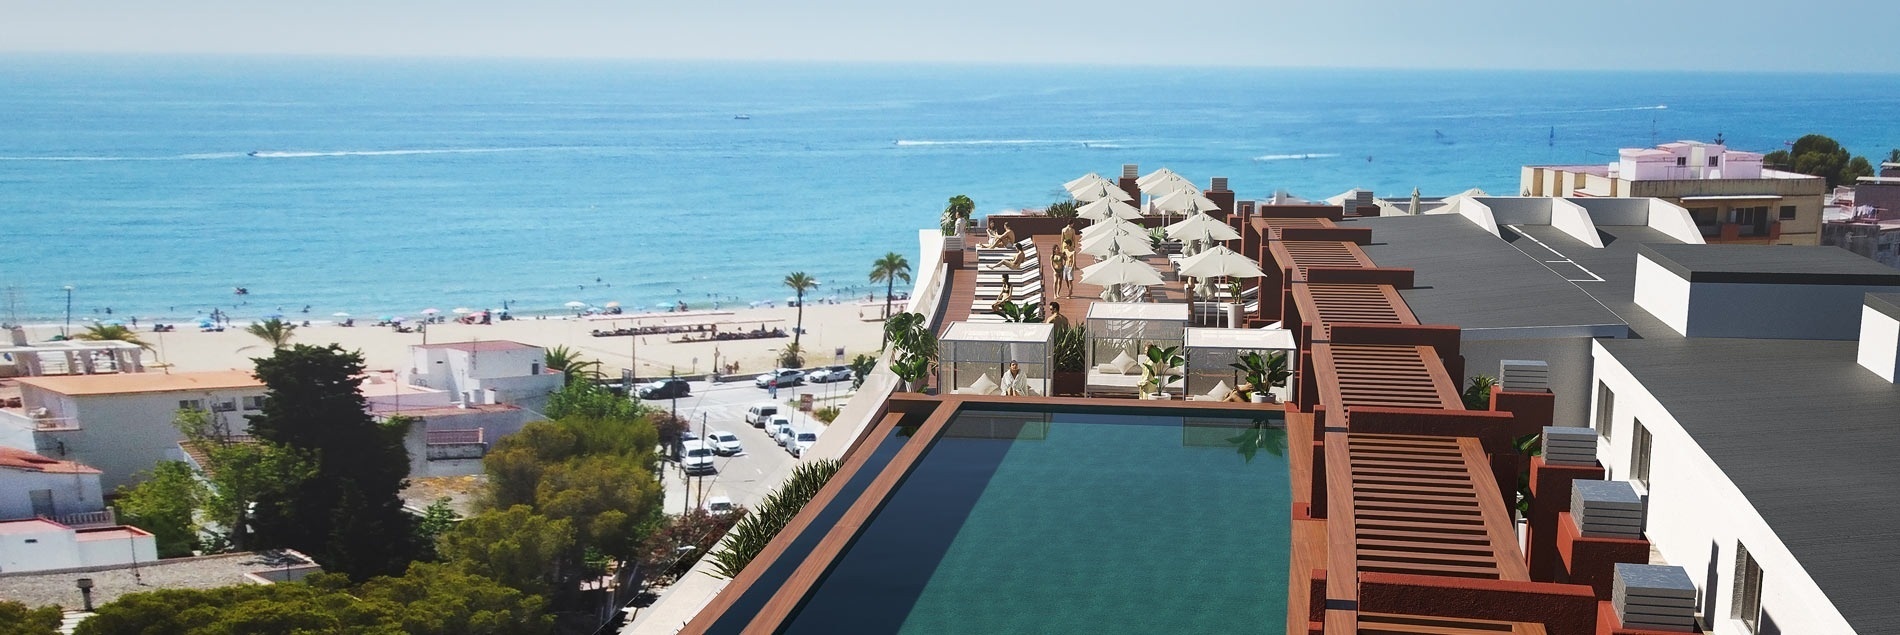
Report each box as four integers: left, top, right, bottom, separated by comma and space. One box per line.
1499, 360, 1550, 392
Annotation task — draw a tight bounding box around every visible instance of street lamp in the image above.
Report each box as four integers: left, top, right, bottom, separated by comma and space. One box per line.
62, 285, 74, 338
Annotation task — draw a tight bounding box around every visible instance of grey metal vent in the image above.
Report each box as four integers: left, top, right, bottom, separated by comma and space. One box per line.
1570, 479, 1644, 539
1210, 177, 1229, 192
1121, 164, 1138, 178
1542, 426, 1596, 467
1612, 564, 1698, 632
1499, 359, 1550, 392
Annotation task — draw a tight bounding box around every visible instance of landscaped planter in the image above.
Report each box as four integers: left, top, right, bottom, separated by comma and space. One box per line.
1051, 371, 1085, 396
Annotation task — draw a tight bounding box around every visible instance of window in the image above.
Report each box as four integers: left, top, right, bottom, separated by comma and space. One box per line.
1631, 421, 1654, 488
1734, 545, 1765, 631
178, 399, 204, 411
211, 399, 237, 412
1677, 157, 1688, 167
242, 396, 267, 410
1595, 382, 1615, 439
530, 362, 542, 376
1708, 156, 1720, 167
1778, 205, 1797, 220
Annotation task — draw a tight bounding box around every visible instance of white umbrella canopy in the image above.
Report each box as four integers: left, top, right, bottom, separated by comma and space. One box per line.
1136, 167, 1182, 188
1178, 245, 1265, 279
564, 301, 587, 308
1071, 182, 1134, 203
1166, 212, 1242, 242
1081, 253, 1164, 287
1081, 215, 1139, 238
1141, 174, 1198, 197
1152, 189, 1223, 214
451, 307, 472, 314
1064, 172, 1115, 193
420, 308, 440, 316
1080, 227, 1156, 257
1075, 196, 1143, 221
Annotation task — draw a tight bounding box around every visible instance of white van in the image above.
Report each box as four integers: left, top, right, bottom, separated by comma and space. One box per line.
745, 403, 781, 428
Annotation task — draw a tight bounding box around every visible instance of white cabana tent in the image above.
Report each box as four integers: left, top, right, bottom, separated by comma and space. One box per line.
1076, 197, 1143, 221
1181, 327, 1296, 403
1084, 302, 1189, 397
939, 321, 1054, 397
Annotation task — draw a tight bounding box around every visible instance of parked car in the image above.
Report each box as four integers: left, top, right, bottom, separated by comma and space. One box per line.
704, 495, 736, 515
637, 378, 691, 400
789, 430, 819, 458
770, 416, 796, 447
681, 440, 718, 475
708, 430, 743, 455
744, 403, 780, 427
808, 365, 852, 383
754, 368, 806, 389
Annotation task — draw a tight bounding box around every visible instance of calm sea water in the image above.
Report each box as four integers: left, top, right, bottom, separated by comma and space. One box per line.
3, 56, 1897, 323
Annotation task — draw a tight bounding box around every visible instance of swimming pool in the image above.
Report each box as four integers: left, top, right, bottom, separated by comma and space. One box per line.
762, 405, 1292, 634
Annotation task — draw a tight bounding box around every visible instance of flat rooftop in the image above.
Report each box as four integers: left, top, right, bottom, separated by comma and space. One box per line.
1345, 214, 1627, 336
1499, 224, 1687, 339
16, 370, 261, 396
1638, 244, 1900, 285
414, 340, 539, 353
1598, 337, 1900, 632
0, 550, 314, 608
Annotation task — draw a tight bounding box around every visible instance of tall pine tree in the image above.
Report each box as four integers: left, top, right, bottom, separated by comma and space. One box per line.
246, 344, 417, 580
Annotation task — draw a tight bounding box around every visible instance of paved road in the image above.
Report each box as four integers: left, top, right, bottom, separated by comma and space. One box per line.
647, 377, 855, 515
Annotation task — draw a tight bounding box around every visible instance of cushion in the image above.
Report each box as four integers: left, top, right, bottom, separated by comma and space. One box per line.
966, 373, 999, 395
1207, 381, 1234, 401
1109, 350, 1139, 375
1094, 363, 1124, 374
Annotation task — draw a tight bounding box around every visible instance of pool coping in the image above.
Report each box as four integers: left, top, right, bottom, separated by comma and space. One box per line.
681, 394, 1286, 634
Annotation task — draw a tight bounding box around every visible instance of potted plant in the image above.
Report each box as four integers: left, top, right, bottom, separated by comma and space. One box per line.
1139, 344, 1184, 400
884, 312, 938, 392
1051, 325, 1087, 396
1230, 350, 1290, 403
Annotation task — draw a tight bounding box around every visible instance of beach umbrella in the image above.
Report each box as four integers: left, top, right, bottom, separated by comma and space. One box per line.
1080, 253, 1164, 287
392, 316, 406, 323
1166, 212, 1242, 242
1136, 167, 1182, 188
421, 308, 440, 316
1076, 197, 1143, 221
1063, 172, 1115, 193
1080, 227, 1156, 257
1081, 215, 1138, 238
332, 312, 351, 318
1178, 245, 1265, 279
1409, 187, 1422, 216
1152, 189, 1223, 215
1071, 182, 1133, 203
451, 307, 472, 314
1141, 173, 1198, 197
604, 301, 621, 308
564, 301, 587, 308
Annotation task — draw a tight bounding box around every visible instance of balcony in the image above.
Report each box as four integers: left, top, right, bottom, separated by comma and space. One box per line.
44, 509, 117, 529
425, 429, 487, 461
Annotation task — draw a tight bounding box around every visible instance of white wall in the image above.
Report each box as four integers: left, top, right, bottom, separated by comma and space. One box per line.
1634, 255, 1693, 335
0, 469, 104, 520
0, 522, 81, 572
31, 388, 266, 491
1647, 199, 1708, 245
75, 530, 157, 569
1856, 306, 1900, 382
1591, 342, 1855, 634
1684, 282, 1900, 340
1547, 198, 1605, 248
1437, 197, 1501, 237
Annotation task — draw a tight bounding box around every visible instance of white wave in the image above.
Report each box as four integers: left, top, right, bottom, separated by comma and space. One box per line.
1253, 153, 1340, 161
247, 147, 547, 158
1423, 104, 1667, 120
894, 139, 1113, 147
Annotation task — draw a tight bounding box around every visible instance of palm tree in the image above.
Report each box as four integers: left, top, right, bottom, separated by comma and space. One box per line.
544, 345, 601, 385
784, 272, 818, 350
868, 252, 911, 324
73, 323, 150, 350
244, 318, 296, 350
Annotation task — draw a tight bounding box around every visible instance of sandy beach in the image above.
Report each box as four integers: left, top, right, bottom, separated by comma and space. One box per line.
18, 302, 893, 378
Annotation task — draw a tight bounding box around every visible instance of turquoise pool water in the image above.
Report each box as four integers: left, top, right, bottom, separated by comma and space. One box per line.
780, 407, 1291, 634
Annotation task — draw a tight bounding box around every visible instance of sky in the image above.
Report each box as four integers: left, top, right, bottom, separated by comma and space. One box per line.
3, 0, 1896, 72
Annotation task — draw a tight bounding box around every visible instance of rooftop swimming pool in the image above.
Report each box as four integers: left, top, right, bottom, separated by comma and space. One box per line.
715, 404, 1291, 634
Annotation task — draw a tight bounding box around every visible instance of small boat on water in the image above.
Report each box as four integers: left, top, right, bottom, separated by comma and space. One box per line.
733, 114, 751, 120
247, 151, 261, 157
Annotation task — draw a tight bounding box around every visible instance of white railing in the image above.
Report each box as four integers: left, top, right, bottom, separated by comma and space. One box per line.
46, 509, 116, 529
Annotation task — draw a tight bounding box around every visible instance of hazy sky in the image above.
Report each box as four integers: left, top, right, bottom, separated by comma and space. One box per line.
4, 0, 1895, 72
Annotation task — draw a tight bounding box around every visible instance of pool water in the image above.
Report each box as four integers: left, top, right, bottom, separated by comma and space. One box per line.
781, 408, 1291, 634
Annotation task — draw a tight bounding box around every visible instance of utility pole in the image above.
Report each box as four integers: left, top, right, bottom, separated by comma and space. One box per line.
62, 285, 74, 338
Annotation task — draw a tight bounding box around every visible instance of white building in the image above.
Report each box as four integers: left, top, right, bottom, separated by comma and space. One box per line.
0, 519, 157, 574
406, 340, 560, 408
0, 447, 105, 522
0, 370, 265, 491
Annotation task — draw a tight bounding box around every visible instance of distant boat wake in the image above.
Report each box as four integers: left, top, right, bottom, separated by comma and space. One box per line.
1423, 104, 1667, 120
1254, 153, 1340, 161
895, 139, 1114, 147
0, 147, 564, 161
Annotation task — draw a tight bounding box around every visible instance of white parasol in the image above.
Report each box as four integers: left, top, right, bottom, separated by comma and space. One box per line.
1178, 245, 1265, 279
1071, 182, 1134, 203
1165, 212, 1242, 242
1079, 226, 1156, 257
1075, 196, 1143, 221
1080, 253, 1164, 287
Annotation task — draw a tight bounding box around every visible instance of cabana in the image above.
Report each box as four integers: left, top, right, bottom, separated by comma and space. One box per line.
938, 321, 1054, 396
1084, 302, 1188, 397
1181, 327, 1297, 403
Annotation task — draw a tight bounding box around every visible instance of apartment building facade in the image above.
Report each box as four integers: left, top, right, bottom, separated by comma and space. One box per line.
1523, 141, 1827, 245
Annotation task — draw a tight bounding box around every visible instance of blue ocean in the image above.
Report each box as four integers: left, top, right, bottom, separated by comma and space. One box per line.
3, 56, 1896, 323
